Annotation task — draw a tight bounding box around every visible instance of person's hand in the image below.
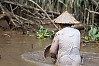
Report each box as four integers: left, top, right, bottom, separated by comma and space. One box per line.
51, 53, 57, 64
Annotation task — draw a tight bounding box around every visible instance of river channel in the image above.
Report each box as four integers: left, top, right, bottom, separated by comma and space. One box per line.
0, 31, 99, 66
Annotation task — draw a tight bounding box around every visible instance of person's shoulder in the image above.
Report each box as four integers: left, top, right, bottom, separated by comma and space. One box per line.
55, 29, 63, 36
56, 28, 65, 33
74, 28, 80, 32
56, 30, 61, 35
73, 28, 79, 31
73, 28, 80, 35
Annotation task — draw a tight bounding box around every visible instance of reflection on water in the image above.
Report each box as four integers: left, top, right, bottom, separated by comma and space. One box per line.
0, 31, 99, 66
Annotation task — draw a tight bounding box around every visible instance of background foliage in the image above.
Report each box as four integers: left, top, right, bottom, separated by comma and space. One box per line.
8, 0, 99, 25
4, 0, 99, 40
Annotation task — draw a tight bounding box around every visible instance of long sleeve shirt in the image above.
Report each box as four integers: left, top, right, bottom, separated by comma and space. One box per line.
50, 27, 81, 66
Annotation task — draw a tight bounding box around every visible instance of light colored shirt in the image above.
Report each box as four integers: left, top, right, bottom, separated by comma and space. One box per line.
50, 27, 81, 66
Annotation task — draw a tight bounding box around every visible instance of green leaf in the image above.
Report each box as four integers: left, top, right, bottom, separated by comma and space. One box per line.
36, 25, 55, 39
95, 35, 99, 38
40, 25, 44, 30
95, 32, 99, 38
88, 29, 92, 36
84, 36, 88, 40
93, 28, 97, 35
88, 25, 93, 29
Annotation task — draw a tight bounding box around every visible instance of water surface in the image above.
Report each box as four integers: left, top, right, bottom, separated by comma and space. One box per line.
0, 31, 99, 66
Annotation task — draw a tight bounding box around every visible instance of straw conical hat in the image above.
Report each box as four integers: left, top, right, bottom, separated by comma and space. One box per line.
53, 11, 80, 24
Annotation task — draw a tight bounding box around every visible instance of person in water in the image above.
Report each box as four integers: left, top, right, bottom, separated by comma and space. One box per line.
50, 11, 81, 66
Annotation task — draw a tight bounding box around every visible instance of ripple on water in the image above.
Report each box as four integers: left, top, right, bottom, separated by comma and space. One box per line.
21, 51, 55, 66
80, 51, 99, 66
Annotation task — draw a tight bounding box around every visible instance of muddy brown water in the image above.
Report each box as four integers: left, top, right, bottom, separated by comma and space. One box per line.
0, 31, 99, 66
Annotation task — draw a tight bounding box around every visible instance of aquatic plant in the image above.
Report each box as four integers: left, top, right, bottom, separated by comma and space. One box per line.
84, 25, 99, 41
37, 25, 55, 39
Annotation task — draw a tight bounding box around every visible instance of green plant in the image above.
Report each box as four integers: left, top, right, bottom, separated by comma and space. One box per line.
84, 25, 99, 41
36, 25, 55, 39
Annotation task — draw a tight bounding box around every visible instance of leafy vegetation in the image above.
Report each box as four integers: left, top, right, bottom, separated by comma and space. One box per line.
36, 25, 55, 39
7, 0, 99, 40
83, 25, 99, 41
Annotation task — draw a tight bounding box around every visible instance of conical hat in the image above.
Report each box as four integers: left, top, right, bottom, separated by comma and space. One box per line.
53, 11, 80, 24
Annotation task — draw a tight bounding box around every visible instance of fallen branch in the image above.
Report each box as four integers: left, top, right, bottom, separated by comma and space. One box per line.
2, 0, 59, 29
1, 0, 60, 30
0, 2, 18, 27
86, 8, 99, 14
2, 1, 60, 17
28, 0, 59, 30
0, 14, 5, 19
83, 40, 99, 43
0, 0, 60, 32
13, 14, 38, 25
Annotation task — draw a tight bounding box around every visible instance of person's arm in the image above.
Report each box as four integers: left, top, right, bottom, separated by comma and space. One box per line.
74, 30, 80, 49
50, 33, 59, 59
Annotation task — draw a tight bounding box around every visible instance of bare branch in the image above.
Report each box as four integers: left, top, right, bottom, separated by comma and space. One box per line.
2, 1, 60, 17
88, 0, 98, 7
28, 0, 59, 30
0, 2, 18, 26
86, 8, 99, 14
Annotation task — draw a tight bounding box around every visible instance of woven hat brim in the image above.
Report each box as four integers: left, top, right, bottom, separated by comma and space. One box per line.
53, 11, 80, 24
